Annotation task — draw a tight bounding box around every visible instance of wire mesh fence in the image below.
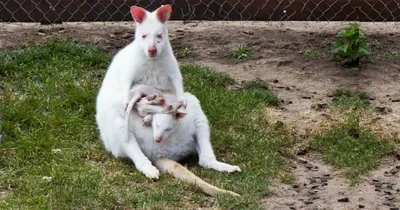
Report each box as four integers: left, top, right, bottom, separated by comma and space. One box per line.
1, 0, 399, 27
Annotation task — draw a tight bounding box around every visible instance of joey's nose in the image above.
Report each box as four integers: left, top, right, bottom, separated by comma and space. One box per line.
148, 46, 157, 57
155, 136, 162, 143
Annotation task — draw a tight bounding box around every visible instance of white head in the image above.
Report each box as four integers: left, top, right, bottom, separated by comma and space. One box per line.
152, 109, 187, 143
131, 5, 172, 58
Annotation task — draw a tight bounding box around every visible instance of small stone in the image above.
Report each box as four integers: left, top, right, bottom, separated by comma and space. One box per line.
391, 98, 400, 102
304, 201, 313, 205
311, 103, 328, 111
383, 201, 391, 206
389, 168, 399, 175
121, 33, 132, 39
36, 32, 46, 36
298, 159, 308, 164
296, 148, 307, 156
375, 106, 393, 114
273, 79, 279, 83
109, 33, 116, 38
369, 96, 376, 100
385, 195, 394, 200
305, 163, 313, 169
338, 197, 349, 202
242, 31, 254, 35
359, 205, 365, 208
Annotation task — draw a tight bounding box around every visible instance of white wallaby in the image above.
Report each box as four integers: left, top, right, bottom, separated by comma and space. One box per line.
126, 84, 241, 196
96, 5, 185, 179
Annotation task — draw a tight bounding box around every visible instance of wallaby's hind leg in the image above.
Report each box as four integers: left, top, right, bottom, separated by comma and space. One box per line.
194, 119, 241, 173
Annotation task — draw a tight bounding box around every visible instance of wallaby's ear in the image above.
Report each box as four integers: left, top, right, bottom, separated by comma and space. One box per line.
174, 111, 187, 119
131, 6, 146, 24
156, 4, 172, 23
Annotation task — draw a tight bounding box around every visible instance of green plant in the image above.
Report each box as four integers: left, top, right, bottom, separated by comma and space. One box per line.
306, 48, 322, 59
177, 47, 191, 58
232, 45, 253, 60
331, 23, 371, 66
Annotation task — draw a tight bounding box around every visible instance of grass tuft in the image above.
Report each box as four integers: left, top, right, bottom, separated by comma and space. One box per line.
308, 118, 396, 183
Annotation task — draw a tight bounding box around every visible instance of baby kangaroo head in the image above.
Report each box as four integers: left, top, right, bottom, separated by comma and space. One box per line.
152, 108, 187, 143
130, 5, 172, 59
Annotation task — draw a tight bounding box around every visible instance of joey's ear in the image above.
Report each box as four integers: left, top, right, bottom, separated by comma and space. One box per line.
156, 91, 164, 98
156, 4, 172, 23
174, 111, 187, 119
131, 6, 146, 23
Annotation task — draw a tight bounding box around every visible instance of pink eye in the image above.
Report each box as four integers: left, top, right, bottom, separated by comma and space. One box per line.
142, 34, 147, 39
157, 34, 162, 39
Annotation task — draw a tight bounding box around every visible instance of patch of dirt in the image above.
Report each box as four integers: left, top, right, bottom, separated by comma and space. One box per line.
1, 21, 399, 209
263, 152, 400, 210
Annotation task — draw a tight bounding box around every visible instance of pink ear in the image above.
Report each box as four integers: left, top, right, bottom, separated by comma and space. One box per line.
156, 5, 172, 23
175, 111, 187, 119
131, 6, 146, 23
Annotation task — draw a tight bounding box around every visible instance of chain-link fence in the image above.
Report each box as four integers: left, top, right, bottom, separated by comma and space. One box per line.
0, 0, 399, 27
1, 0, 400, 23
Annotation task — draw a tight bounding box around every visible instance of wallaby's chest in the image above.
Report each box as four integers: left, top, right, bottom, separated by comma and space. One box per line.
134, 61, 174, 93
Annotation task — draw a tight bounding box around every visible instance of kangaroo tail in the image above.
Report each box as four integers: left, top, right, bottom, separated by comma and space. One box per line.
154, 158, 240, 197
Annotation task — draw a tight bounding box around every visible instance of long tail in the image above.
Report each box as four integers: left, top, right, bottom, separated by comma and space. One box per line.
125, 95, 140, 142
154, 158, 240, 197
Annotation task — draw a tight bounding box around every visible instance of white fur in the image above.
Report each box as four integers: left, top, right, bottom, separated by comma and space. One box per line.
129, 91, 241, 173
95, 6, 184, 179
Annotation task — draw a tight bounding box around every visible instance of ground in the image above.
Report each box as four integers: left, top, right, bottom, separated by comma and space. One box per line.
0, 21, 399, 209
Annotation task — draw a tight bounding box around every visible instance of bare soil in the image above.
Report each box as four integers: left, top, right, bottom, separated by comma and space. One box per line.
1, 21, 399, 210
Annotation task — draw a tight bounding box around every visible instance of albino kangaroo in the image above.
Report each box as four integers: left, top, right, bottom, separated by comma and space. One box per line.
126, 84, 241, 196
96, 5, 185, 179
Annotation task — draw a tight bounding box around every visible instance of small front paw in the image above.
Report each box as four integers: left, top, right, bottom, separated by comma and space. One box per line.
137, 163, 160, 179
142, 115, 152, 126
178, 96, 187, 109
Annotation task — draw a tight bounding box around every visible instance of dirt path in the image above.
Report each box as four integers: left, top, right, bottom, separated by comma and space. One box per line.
1, 21, 399, 209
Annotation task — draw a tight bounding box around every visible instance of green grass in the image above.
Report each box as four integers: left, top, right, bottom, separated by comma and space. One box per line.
331, 88, 370, 110
0, 39, 293, 209
308, 118, 396, 183
308, 88, 396, 183
305, 48, 322, 59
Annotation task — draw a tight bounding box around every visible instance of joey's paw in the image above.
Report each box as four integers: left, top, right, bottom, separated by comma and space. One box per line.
178, 96, 187, 109
146, 94, 157, 101
137, 163, 160, 179
142, 115, 152, 126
